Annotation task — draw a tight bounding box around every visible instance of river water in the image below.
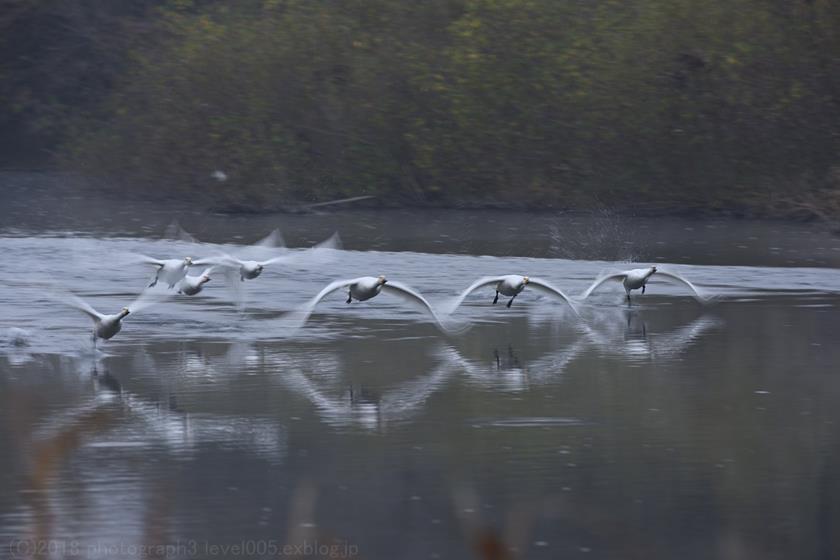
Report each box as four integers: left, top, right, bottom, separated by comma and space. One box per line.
1, 173, 840, 559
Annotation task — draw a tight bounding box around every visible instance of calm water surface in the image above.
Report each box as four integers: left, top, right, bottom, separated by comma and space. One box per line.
2, 174, 840, 559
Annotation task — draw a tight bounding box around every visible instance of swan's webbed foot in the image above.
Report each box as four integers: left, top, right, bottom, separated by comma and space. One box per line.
493, 292, 499, 304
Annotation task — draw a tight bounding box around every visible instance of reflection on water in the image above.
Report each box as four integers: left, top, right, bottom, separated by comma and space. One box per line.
2, 214, 840, 558
582, 310, 722, 363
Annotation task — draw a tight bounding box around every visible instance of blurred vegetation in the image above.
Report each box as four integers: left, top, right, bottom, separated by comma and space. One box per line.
3, 0, 840, 214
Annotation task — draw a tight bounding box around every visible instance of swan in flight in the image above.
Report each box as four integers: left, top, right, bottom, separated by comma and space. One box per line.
445, 275, 578, 315
286, 276, 466, 333
579, 266, 706, 305
62, 292, 158, 347
178, 267, 214, 296
136, 256, 216, 289
216, 232, 340, 281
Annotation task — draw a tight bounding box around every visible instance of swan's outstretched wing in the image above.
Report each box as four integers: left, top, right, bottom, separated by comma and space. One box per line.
579, 272, 628, 299
527, 277, 580, 316
260, 232, 342, 266
253, 228, 285, 249
127, 289, 168, 313
134, 254, 166, 268
653, 270, 709, 302
382, 281, 469, 334
164, 221, 199, 243
443, 276, 508, 314
281, 278, 360, 330
64, 294, 105, 321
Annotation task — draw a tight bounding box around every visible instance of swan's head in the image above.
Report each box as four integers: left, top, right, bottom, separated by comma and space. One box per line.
119, 307, 131, 318
522, 276, 530, 285
377, 275, 388, 285
184, 257, 193, 266
650, 266, 657, 274
200, 275, 211, 284
255, 264, 264, 274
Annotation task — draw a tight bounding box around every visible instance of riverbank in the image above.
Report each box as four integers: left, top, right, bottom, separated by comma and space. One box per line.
2, 171, 839, 269
11, 168, 837, 227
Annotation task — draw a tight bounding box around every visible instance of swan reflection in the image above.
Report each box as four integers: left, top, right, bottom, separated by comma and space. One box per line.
274, 349, 457, 431
582, 311, 721, 362
448, 342, 587, 391
31, 360, 287, 463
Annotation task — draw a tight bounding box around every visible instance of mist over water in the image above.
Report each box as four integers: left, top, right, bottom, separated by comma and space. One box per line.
2, 175, 840, 559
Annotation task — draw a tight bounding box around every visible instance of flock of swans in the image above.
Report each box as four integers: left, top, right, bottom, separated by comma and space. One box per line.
59, 226, 710, 347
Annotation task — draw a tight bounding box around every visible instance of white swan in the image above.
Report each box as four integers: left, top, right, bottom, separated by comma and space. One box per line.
63, 292, 158, 347
216, 232, 340, 281
286, 276, 465, 333
445, 275, 578, 315
177, 267, 214, 296
579, 266, 706, 305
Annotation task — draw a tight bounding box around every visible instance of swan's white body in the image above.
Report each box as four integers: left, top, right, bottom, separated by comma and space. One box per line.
140, 256, 193, 289
58, 290, 161, 347
286, 276, 465, 333
580, 266, 706, 305
178, 267, 213, 296
622, 267, 657, 291
348, 276, 386, 302
446, 275, 578, 314
66, 295, 130, 344
138, 254, 222, 289
217, 232, 340, 281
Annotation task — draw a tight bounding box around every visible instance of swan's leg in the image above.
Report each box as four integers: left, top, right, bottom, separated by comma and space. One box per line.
642, 284, 646, 294
507, 295, 516, 308
626, 293, 632, 306
346, 290, 352, 304
493, 291, 499, 304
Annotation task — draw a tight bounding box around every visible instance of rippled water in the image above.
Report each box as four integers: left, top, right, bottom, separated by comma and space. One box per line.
2, 175, 840, 559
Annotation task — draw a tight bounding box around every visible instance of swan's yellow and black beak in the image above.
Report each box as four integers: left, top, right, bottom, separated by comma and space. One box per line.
120, 307, 131, 317
523, 276, 530, 285
185, 257, 194, 265
378, 275, 388, 285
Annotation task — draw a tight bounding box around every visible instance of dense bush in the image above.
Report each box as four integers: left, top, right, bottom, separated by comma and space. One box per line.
9, 0, 840, 211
